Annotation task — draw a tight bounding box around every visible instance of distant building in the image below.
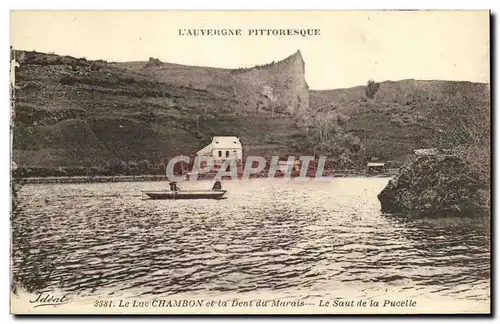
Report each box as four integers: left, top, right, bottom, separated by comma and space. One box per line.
366, 162, 386, 174
413, 148, 438, 156
196, 136, 243, 169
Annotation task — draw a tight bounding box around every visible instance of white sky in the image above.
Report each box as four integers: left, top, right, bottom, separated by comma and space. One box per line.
10, 10, 490, 90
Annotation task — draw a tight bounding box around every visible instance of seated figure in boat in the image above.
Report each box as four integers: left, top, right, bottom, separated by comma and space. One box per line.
169, 181, 180, 191
212, 181, 222, 191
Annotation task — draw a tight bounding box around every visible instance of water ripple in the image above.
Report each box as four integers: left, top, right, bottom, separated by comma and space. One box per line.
12, 178, 490, 301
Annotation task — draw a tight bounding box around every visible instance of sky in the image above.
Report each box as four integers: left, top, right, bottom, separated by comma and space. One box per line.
10, 10, 490, 90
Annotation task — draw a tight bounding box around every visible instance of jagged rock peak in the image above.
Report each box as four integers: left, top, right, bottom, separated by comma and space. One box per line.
280, 50, 304, 63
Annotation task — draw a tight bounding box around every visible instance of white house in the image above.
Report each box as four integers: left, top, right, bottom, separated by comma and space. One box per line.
366, 162, 386, 174
413, 148, 438, 156
196, 136, 243, 166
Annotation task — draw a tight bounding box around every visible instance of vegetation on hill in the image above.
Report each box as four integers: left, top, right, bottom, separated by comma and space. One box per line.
424, 84, 490, 197
310, 79, 489, 165
377, 86, 490, 216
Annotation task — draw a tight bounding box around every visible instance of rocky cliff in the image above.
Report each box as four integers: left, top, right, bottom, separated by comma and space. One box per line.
229, 51, 309, 115
377, 153, 490, 216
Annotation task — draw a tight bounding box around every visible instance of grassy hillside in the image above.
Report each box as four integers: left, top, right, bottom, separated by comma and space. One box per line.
310, 79, 490, 162
11, 49, 490, 176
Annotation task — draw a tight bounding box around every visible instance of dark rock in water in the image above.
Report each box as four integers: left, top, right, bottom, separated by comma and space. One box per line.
377, 154, 489, 216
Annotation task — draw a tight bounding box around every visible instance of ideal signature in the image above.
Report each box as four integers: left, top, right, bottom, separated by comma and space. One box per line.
29, 291, 71, 308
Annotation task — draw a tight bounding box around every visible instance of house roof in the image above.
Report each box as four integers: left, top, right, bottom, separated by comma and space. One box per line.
212, 136, 241, 149
196, 136, 242, 155
367, 162, 385, 167
414, 148, 438, 155
196, 144, 212, 156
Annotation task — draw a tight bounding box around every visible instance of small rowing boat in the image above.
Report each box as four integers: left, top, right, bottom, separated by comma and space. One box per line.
142, 189, 227, 200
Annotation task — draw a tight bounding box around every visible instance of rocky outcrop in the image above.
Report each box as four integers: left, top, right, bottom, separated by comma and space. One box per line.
377, 154, 489, 216
230, 50, 309, 114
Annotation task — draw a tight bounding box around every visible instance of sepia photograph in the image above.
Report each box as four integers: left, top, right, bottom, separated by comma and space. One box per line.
9, 10, 491, 315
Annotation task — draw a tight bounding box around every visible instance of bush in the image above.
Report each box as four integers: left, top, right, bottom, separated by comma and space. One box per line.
137, 159, 152, 173
127, 161, 140, 175
60, 75, 78, 85
106, 160, 128, 175
146, 57, 163, 68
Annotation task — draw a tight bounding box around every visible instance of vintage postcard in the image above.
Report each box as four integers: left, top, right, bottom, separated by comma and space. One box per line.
10, 10, 491, 315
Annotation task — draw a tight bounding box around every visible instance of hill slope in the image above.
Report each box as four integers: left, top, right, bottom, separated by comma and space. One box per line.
12, 50, 309, 175
310, 79, 490, 162
11, 50, 490, 176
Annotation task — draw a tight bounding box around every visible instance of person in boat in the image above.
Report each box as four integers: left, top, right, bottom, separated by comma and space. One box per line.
212, 181, 222, 191
169, 181, 180, 192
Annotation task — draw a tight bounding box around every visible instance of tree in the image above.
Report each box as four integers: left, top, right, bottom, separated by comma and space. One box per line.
365, 79, 380, 99
296, 110, 311, 137
146, 57, 162, 68
127, 161, 140, 175
138, 159, 153, 174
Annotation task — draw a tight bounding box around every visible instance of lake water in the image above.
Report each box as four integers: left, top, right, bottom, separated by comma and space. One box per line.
11, 178, 490, 307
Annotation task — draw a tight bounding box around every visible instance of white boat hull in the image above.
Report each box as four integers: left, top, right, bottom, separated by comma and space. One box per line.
142, 190, 227, 200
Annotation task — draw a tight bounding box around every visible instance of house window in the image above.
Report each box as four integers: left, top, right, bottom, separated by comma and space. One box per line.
225, 150, 230, 158
218, 150, 222, 157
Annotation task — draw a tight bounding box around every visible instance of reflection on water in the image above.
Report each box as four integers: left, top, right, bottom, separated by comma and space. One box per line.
11, 178, 490, 301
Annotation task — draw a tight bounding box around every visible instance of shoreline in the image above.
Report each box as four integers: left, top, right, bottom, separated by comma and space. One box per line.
14, 172, 397, 185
